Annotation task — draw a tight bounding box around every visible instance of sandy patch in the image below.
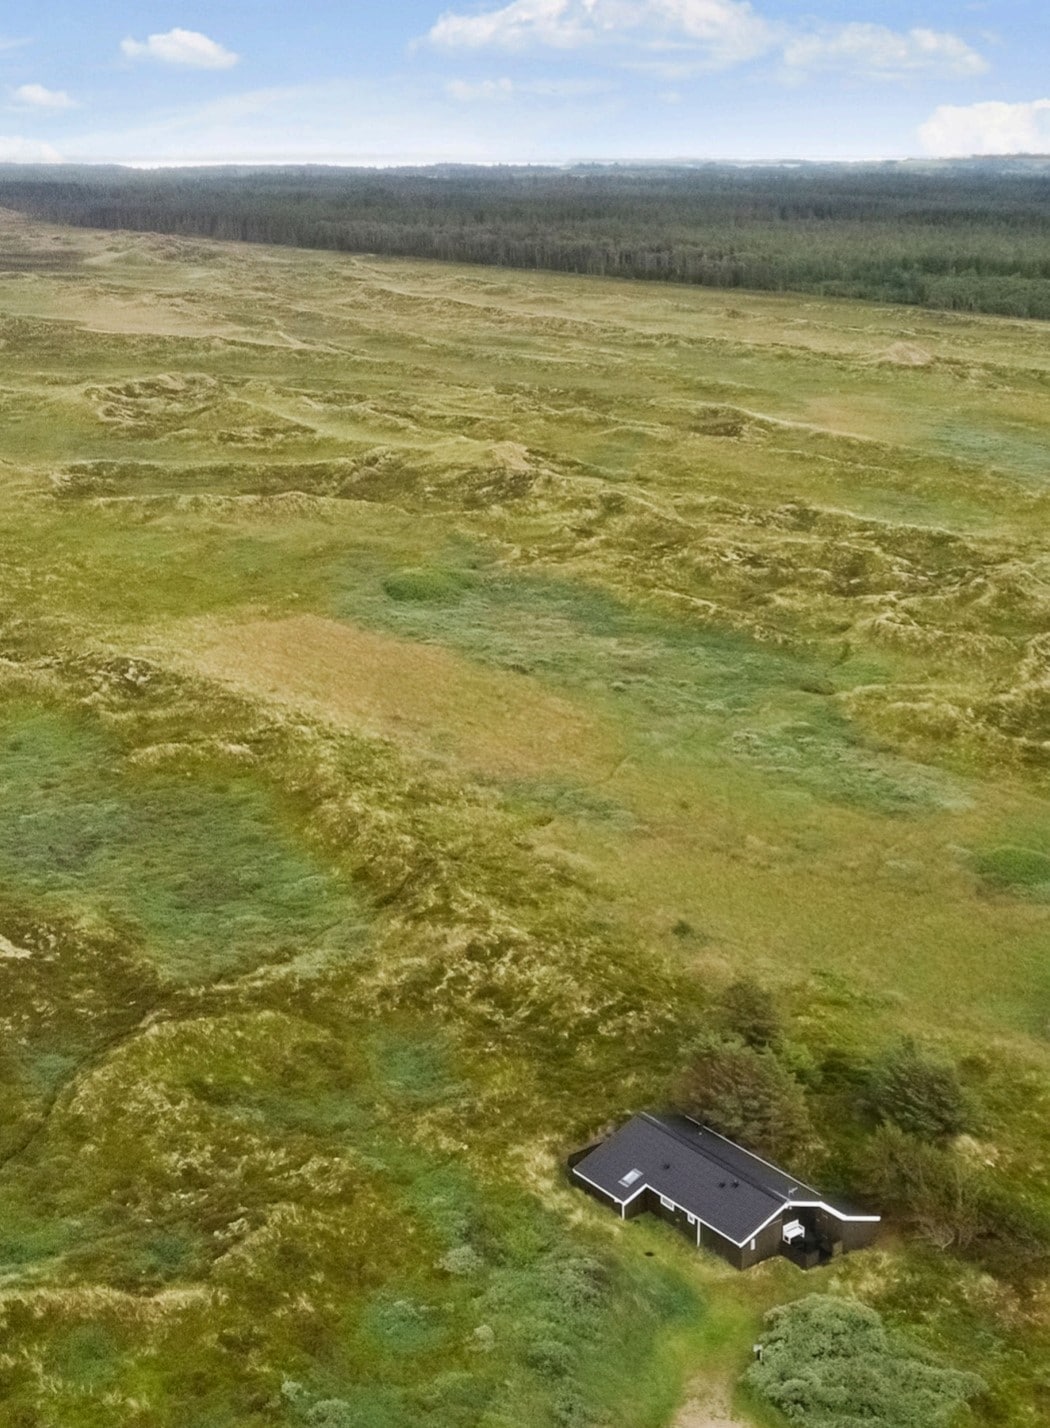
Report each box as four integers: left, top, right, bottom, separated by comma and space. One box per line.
674, 1379, 750, 1428
879, 341, 933, 367
150, 613, 622, 780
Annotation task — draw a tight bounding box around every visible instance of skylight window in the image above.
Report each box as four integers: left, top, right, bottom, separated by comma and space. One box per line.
619, 1168, 643, 1187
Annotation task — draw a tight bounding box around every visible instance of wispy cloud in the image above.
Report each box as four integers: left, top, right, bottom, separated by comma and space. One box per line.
0, 134, 62, 161
446, 76, 517, 100
11, 83, 77, 111
428, 0, 775, 69
57, 75, 623, 167
120, 28, 239, 70
426, 1, 987, 81
920, 98, 1050, 155
783, 25, 987, 79
445, 74, 611, 100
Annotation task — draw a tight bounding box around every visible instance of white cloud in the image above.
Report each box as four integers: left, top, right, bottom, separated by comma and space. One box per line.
447, 76, 517, 100
120, 28, 239, 70
429, 0, 592, 51
428, 0, 775, 69
783, 24, 987, 78
446, 74, 610, 100
658, 0, 773, 63
0, 135, 62, 161
11, 83, 76, 111
427, 2, 986, 80
919, 99, 1050, 156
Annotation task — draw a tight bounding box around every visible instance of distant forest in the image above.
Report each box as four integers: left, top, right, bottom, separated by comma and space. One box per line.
3, 161, 1050, 318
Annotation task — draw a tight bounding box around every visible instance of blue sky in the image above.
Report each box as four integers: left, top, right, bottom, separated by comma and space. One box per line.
0, 1, 1047, 165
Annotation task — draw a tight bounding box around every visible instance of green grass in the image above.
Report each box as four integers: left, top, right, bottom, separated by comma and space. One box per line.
0, 211, 1048, 1425
0, 703, 365, 981
971, 843, 1050, 897
336, 558, 973, 820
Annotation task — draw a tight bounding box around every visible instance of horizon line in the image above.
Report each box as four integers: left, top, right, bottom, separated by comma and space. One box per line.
1, 152, 1049, 172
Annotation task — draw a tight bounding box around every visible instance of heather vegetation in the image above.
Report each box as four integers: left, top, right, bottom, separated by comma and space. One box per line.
0, 206, 1048, 1424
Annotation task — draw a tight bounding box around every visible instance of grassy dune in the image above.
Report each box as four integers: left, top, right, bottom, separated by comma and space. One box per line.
0, 207, 1048, 1425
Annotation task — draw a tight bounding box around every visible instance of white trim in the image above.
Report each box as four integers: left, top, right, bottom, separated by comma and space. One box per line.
573, 1164, 841, 1250
572, 1166, 623, 1205
590, 1175, 725, 1244
787, 1201, 881, 1224
744, 1200, 880, 1247
572, 1159, 878, 1249
742, 1210, 794, 1245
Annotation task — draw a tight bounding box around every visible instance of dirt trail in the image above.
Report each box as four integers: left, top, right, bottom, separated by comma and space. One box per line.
673, 1378, 751, 1428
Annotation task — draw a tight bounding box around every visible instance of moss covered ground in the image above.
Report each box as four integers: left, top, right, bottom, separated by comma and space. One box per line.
0, 207, 1048, 1424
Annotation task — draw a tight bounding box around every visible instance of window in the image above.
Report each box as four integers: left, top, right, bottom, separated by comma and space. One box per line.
659, 1195, 675, 1211
687, 1213, 696, 1226
619, 1168, 643, 1188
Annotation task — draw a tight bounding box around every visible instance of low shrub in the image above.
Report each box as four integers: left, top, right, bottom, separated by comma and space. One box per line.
971, 844, 1050, 895
381, 566, 476, 603
746, 1294, 986, 1427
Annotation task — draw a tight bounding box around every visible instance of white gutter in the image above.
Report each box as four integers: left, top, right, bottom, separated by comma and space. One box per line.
572, 1164, 879, 1249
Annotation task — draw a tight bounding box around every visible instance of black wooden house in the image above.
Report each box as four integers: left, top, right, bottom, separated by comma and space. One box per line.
570, 1113, 879, 1270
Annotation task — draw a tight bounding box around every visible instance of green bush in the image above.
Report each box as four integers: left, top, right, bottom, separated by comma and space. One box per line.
381, 566, 476, 603
674, 1035, 817, 1166
524, 1337, 576, 1379
864, 1039, 970, 1140
746, 1294, 986, 1427
971, 844, 1050, 896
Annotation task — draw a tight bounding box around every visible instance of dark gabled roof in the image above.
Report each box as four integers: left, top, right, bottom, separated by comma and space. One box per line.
572, 1113, 866, 1245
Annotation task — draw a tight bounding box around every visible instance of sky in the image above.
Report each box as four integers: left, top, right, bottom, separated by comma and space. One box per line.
0, 1, 1047, 167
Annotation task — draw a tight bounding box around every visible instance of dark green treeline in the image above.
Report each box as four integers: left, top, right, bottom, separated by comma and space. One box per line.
3, 160, 1050, 318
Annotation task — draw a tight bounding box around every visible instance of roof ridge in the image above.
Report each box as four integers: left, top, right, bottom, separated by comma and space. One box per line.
639, 1113, 787, 1199
682, 1117, 821, 1197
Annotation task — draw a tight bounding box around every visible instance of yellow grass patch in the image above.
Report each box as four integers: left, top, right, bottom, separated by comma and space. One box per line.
147, 612, 623, 780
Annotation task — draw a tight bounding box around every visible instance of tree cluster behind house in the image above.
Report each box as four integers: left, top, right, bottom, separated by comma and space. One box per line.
674, 979, 1050, 1282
